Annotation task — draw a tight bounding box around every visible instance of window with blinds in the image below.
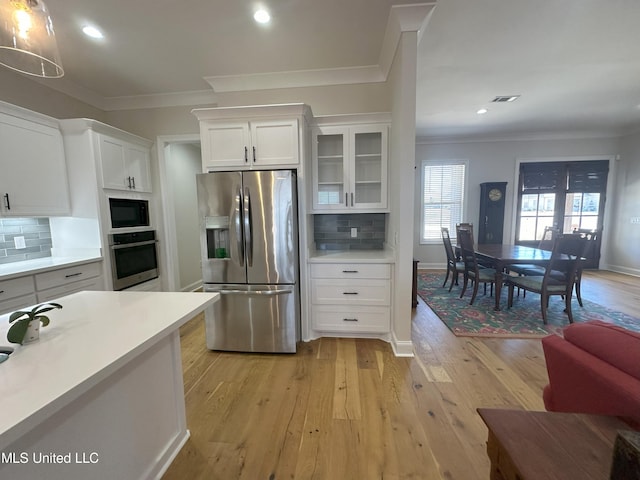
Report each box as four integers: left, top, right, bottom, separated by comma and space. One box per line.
421, 161, 466, 243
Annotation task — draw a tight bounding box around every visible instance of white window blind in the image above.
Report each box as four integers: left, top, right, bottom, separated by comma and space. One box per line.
421, 162, 466, 242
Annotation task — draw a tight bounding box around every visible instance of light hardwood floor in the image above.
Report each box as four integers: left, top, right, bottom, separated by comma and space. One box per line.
163, 270, 639, 480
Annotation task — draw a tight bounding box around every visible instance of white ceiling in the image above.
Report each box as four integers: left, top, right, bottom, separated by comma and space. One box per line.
35, 0, 640, 139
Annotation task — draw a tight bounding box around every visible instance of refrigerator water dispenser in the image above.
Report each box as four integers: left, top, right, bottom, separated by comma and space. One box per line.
205, 216, 230, 259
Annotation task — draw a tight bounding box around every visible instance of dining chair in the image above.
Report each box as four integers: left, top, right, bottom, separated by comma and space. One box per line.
571, 228, 600, 307
508, 226, 559, 276
441, 227, 465, 292
458, 228, 497, 305
455, 222, 474, 246
505, 234, 588, 324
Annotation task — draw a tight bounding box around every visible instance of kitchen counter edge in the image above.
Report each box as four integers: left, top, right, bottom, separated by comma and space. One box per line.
308, 249, 395, 263
0, 255, 104, 281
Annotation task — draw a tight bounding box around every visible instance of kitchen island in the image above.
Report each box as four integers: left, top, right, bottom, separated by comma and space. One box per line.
0, 290, 218, 480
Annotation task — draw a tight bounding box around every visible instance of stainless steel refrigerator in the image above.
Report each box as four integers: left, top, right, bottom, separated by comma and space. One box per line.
196, 170, 299, 353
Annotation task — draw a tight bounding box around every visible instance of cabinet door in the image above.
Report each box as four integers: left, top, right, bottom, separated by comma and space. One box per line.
99, 136, 128, 190
127, 144, 152, 192
350, 126, 387, 210
0, 113, 70, 216
200, 121, 250, 171
312, 127, 349, 211
250, 119, 299, 166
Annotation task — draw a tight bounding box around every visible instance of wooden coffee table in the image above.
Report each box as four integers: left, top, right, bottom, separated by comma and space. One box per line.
477, 408, 629, 480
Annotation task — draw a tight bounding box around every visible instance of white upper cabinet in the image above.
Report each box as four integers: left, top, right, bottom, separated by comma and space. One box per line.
99, 134, 152, 192
312, 122, 388, 212
0, 103, 70, 217
193, 104, 310, 172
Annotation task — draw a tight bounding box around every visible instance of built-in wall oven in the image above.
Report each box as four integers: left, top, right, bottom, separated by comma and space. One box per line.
108, 230, 159, 290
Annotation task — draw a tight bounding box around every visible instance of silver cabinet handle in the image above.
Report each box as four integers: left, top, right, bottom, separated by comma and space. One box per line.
343, 318, 359, 322
252, 146, 256, 162
131, 176, 136, 189
3, 193, 10, 210
342, 292, 359, 295
244, 146, 248, 163
64, 272, 83, 278
342, 270, 359, 273
351, 192, 354, 206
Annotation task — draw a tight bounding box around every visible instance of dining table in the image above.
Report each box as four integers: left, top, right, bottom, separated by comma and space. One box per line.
465, 244, 553, 311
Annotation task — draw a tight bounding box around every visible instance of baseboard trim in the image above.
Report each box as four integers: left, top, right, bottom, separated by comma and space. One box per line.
391, 334, 414, 357
602, 264, 640, 278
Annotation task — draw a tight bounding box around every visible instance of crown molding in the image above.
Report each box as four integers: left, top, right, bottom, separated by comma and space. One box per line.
102, 90, 218, 111
204, 65, 384, 93
416, 129, 623, 145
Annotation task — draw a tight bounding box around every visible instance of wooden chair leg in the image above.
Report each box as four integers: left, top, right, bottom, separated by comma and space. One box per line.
575, 272, 583, 307
442, 268, 450, 288
460, 275, 469, 299
565, 291, 574, 323
540, 293, 548, 324
448, 271, 457, 292
470, 278, 480, 305
507, 284, 514, 308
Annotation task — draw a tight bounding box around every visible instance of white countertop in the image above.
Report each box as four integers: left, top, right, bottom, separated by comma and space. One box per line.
0, 255, 103, 281
0, 290, 218, 451
308, 248, 395, 263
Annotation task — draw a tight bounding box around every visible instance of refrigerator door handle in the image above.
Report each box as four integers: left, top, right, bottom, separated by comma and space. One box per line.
218, 289, 292, 296
243, 186, 253, 267
235, 187, 245, 266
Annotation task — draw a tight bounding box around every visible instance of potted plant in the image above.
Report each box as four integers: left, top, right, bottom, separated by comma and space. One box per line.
6, 302, 62, 344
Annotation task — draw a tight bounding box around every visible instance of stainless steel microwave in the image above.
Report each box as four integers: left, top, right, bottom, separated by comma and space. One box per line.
108, 198, 150, 229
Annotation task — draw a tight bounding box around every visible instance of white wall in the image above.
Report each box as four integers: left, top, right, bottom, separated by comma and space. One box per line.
414, 135, 622, 268
609, 130, 640, 276
165, 143, 202, 291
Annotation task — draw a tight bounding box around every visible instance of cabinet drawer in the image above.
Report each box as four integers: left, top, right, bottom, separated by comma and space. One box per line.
312, 305, 390, 333
0, 293, 37, 315
310, 263, 390, 279
311, 279, 390, 306
0, 276, 35, 302
37, 276, 104, 303
35, 262, 102, 291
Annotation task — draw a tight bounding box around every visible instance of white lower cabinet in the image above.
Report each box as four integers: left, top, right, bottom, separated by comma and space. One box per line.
35, 262, 104, 303
310, 262, 391, 334
0, 261, 104, 314
0, 276, 37, 315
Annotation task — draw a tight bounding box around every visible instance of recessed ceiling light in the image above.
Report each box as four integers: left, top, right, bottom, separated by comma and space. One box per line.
254, 9, 271, 24
82, 25, 104, 39
477, 108, 488, 115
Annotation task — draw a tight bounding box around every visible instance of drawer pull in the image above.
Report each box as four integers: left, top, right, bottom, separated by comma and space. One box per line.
0, 290, 4, 294
342, 270, 359, 273
343, 318, 359, 322
342, 292, 359, 295
64, 272, 83, 278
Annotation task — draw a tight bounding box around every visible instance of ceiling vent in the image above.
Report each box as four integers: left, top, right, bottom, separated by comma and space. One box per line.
492, 95, 520, 103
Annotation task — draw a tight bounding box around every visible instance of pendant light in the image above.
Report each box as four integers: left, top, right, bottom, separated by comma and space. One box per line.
0, 0, 63, 78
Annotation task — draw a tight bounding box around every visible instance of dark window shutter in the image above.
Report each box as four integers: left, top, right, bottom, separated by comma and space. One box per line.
567, 160, 609, 192
521, 162, 564, 191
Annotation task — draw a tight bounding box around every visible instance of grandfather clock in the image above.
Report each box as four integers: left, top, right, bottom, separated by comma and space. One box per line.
478, 182, 507, 244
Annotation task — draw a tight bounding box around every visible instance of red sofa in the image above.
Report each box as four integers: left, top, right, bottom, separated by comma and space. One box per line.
541, 320, 640, 429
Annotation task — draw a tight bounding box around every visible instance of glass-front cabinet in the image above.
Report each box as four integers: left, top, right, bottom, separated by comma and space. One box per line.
312, 124, 388, 212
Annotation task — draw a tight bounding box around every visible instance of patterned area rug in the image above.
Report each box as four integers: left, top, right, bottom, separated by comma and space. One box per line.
417, 271, 640, 338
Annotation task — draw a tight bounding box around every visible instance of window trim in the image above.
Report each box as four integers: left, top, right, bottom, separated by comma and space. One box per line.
419, 159, 469, 245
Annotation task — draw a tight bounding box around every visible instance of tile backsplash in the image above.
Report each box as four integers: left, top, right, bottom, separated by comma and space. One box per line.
314, 214, 386, 250
0, 218, 52, 265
